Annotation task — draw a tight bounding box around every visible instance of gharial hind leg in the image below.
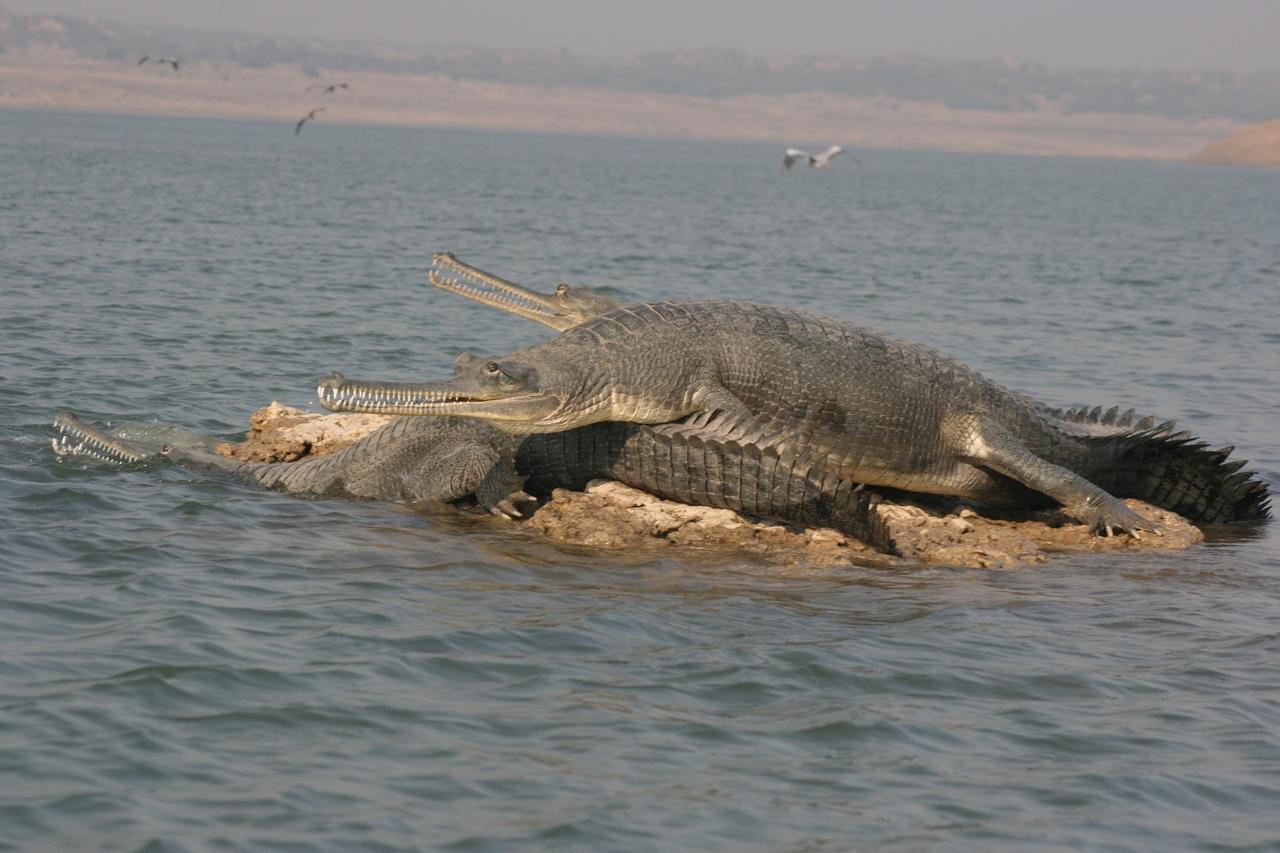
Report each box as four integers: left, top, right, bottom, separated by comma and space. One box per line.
410, 444, 534, 518
947, 413, 1161, 538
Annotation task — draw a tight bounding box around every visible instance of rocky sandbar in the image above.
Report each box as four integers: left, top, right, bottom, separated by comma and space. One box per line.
223, 403, 1203, 568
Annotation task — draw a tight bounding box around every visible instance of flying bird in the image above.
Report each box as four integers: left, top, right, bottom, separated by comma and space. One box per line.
138, 56, 180, 71
306, 82, 349, 94
783, 145, 856, 169
295, 107, 326, 136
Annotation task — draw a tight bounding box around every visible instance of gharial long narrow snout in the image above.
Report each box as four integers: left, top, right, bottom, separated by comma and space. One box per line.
316, 371, 559, 423
51, 411, 151, 463
430, 252, 571, 329
429, 252, 622, 330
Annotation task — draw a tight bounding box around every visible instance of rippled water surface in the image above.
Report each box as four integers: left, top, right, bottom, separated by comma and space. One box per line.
3, 110, 1279, 850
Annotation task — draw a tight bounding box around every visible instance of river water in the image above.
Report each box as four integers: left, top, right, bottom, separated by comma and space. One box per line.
2, 110, 1278, 850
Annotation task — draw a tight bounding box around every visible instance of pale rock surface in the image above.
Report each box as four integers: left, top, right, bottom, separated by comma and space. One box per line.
216, 402, 395, 463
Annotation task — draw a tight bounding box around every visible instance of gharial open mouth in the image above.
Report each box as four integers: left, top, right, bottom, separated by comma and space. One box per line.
51, 411, 148, 463
317, 372, 559, 421
429, 252, 578, 330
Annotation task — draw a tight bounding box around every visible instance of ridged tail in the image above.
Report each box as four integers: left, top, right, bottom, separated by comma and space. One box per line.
520, 422, 897, 552
1051, 406, 1272, 524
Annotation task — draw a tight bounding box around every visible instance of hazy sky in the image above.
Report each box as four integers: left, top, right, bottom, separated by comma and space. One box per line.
17, 0, 1280, 72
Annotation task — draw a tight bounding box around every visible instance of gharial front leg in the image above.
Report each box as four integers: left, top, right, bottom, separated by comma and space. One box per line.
411, 444, 533, 518
946, 413, 1161, 537
659, 382, 794, 445
475, 460, 535, 519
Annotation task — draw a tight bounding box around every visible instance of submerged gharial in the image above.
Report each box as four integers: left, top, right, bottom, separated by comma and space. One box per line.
51, 408, 888, 549
318, 293, 1270, 534
51, 252, 623, 517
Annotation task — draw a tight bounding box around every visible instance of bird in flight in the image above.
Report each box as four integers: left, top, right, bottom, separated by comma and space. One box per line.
306, 82, 350, 94
783, 145, 857, 169
295, 108, 326, 136
138, 56, 180, 72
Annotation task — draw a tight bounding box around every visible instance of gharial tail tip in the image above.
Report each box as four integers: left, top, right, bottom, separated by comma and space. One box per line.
1109, 430, 1271, 524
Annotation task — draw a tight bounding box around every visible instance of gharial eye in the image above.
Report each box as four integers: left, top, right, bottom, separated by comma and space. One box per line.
485, 361, 500, 374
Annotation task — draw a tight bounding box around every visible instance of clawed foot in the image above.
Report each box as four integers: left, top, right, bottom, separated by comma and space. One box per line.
488, 490, 536, 520
1072, 496, 1163, 539
475, 465, 536, 519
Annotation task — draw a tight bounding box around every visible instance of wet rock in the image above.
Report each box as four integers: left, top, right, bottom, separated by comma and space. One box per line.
223, 405, 1204, 568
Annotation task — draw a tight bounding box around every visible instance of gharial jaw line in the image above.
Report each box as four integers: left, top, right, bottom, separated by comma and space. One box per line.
316, 372, 559, 422
429, 253, 577, 331
51, 411, 149, 464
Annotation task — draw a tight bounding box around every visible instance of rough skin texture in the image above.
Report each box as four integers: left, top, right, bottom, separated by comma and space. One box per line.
52, 407, 889, 549
53, 405, 1209, 568
413, 300, 1267, 532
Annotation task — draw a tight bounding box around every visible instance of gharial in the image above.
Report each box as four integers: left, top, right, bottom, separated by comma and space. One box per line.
316, 279, 1270, 536
51, 254, 890, 548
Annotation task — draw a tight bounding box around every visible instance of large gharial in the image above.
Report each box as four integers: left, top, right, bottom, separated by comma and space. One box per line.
317, 286, 1270, 536
51, 254, 891, 548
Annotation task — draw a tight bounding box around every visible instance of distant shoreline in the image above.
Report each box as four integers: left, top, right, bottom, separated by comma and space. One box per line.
1190, 118, 1280, 167
0, 50, 1243, 161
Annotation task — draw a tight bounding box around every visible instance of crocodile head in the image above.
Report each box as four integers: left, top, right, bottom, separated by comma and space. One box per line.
317, 351, 601, 431
429, 252, 623, 330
